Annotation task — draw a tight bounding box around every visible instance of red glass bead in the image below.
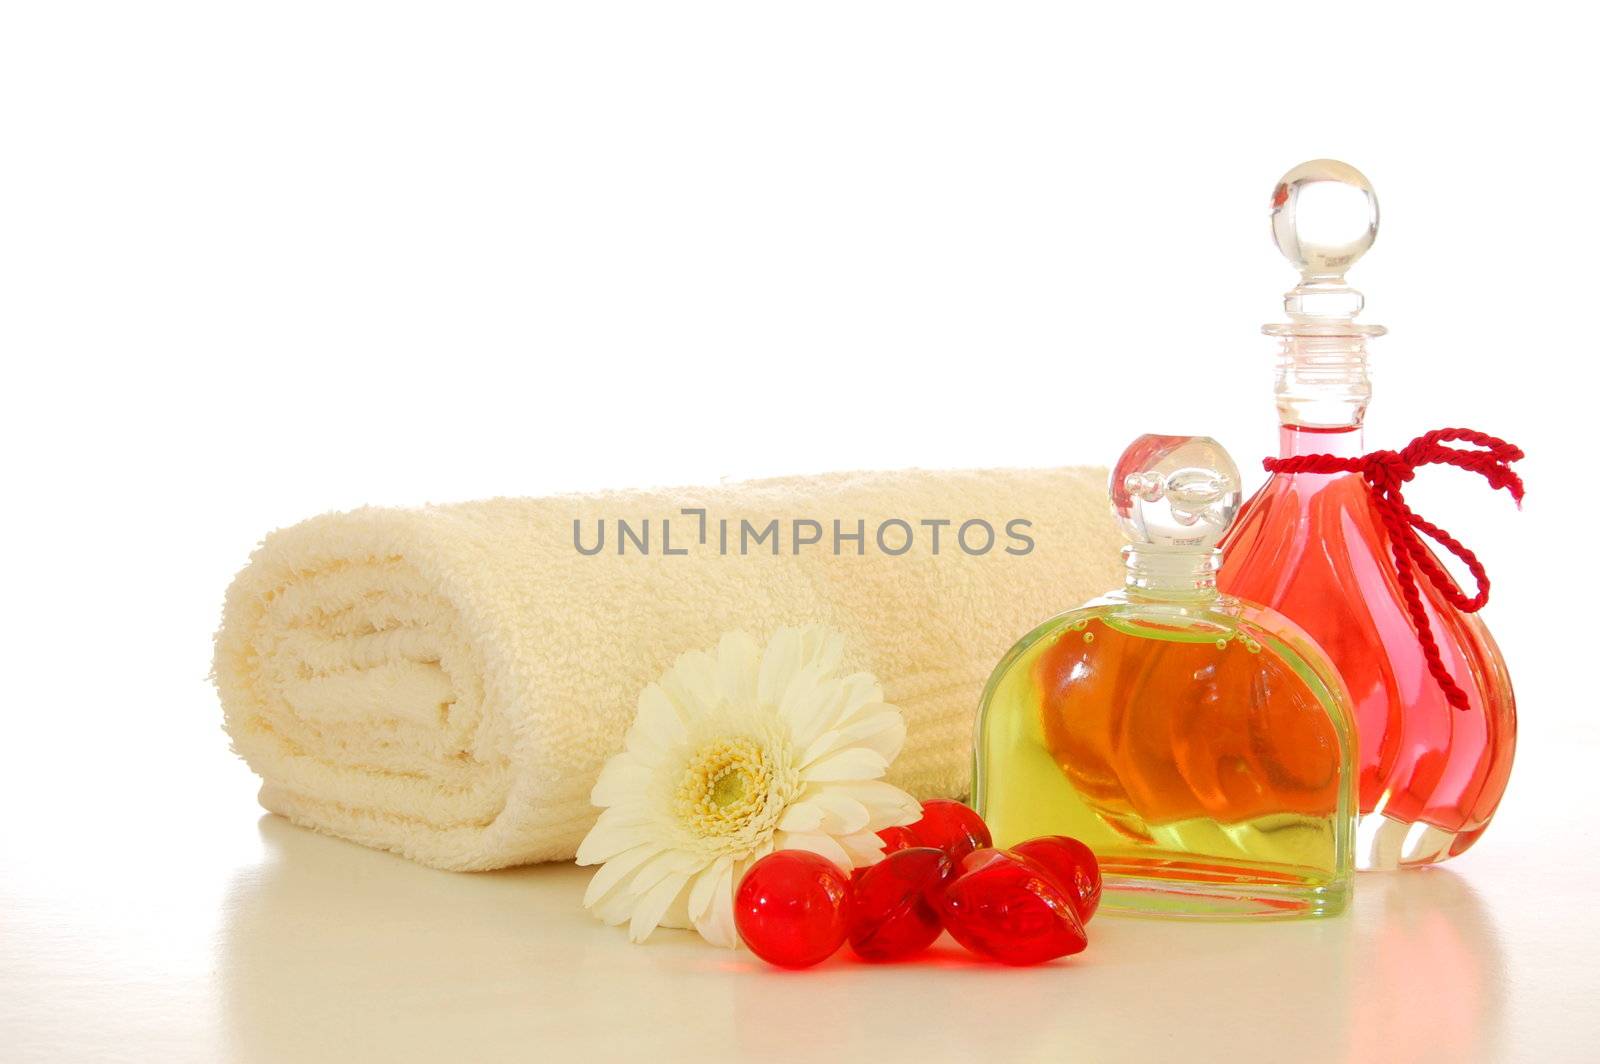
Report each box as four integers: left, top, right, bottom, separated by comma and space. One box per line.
847, 847, 955, 962
906, 799, 992, 862
735, 850, 852, 969
875, 824, 921, 855
938, 848, 1088, 966
1012, 835, 1102, 923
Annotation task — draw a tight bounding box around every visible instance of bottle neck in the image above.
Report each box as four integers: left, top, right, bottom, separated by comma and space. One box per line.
1279, 422, 1365, 459
1122, 546, 1221, 602
1267, 331, 1375, 431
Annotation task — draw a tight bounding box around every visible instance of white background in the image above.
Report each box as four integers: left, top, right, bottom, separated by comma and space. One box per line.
2, 4, 1596, 1062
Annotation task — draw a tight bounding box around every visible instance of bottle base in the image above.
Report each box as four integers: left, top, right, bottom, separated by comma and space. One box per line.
1099, 858, 1351, 920
1356, 812, 1481, 870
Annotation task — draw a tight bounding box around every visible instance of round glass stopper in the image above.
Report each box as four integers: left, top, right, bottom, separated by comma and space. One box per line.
1271, 159, 1378, 282
1110, 435, 1241, 549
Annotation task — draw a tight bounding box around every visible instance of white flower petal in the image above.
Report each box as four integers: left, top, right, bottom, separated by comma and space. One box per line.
821, 780, 922, 827
777, 667, 840, 752
836, 830, 890, 867
628, 848, 702, 899
629, 870, 692, 943
798, 625, 847, 676
663, 649, 720, 715
688, 855, 731, 925
756, 627, 805, 707
797, 730, 841, 771
590, 756, 654, 807
803, 746, 889, 782
855, 713, 905, 765
833, 674, 885, 723
778, 831, 852, 872
798, 710, 903, 769
696, 861, 739, 949
581, 842, 659, 909
629, 684, 686, 752
661, 883, 695, 930
575, 817, 661, 866
777, 800, 826, 833
715, 633, 760, 712
592, 886, 640, 926
806, 791, 870, 835
585, 804, 657, 838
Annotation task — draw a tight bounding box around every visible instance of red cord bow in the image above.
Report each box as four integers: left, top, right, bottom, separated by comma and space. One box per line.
1263, 428, 1525, 711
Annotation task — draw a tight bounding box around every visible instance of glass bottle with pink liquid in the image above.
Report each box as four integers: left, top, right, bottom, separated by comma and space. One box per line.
1218, 160, 1516, 869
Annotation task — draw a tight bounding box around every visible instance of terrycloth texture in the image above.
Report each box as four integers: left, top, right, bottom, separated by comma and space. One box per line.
214, 467, 1121, 871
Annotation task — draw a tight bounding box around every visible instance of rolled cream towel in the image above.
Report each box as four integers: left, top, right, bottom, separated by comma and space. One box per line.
214, 467, 1121, 871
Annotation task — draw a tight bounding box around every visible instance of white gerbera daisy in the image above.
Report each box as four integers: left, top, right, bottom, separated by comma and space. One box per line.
575, 625, 922, 947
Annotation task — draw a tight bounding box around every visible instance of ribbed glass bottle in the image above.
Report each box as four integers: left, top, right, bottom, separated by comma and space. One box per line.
1217, 161, 1516, 869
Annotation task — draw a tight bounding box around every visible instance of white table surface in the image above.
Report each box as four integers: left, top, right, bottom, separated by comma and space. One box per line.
4, 694, 1596, 1064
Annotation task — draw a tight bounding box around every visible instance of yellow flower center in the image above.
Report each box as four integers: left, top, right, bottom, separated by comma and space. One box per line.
676, 737, 772, 838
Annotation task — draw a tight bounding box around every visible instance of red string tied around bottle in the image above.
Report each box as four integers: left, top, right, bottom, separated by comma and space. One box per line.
1263, 428, 1525, 711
